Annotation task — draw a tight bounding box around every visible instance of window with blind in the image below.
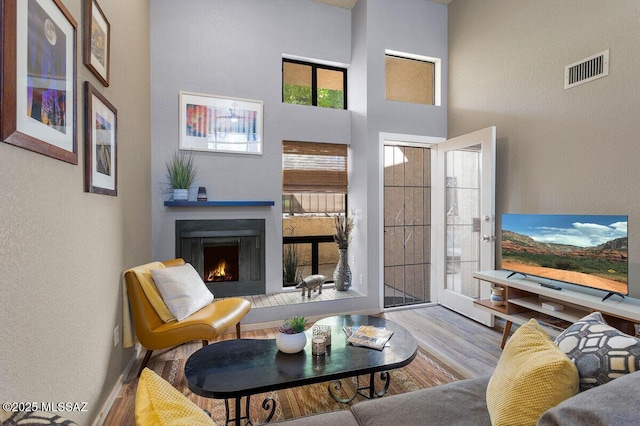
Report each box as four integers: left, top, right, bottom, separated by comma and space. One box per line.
385, 54, 436, 105
282, 141, 348, 194
282, 141, 348, 287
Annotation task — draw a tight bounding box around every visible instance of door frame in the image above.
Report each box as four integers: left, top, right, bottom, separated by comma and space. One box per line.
379, 132, 444, 312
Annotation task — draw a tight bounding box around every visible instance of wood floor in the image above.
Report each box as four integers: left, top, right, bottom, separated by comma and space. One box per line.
104, 304, 504, 423
381, 305, 504, 378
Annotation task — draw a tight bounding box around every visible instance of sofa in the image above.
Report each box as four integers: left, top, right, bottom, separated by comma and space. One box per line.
275, 312, 640, 426
274, 370, 640, 426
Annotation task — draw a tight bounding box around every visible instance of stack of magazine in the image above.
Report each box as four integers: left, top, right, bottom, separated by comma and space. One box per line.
343, 325, 394, 350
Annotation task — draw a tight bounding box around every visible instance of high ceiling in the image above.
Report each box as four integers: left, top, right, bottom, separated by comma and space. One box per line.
312, 0, 452, 9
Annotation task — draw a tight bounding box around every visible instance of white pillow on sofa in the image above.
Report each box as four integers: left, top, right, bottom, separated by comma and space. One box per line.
150, 263, 213, 321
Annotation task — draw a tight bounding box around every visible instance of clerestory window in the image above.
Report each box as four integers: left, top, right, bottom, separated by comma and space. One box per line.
282, 59, 347, 110
385, 52, 440, 106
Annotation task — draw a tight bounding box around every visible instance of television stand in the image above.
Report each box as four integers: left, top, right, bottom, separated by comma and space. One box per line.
473, 270, 640, 349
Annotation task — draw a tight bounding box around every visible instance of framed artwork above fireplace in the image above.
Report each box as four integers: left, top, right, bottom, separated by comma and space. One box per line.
178, 91, 263, 155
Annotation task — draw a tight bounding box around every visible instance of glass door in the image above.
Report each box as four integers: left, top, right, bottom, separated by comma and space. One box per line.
435, 127, 496, 325
383, 144, 432, 308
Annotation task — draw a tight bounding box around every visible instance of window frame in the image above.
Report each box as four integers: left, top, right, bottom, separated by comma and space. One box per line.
282, 58, 348, 110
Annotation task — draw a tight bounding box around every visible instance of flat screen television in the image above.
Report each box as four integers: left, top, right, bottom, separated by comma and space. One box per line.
500, 214, 628, 299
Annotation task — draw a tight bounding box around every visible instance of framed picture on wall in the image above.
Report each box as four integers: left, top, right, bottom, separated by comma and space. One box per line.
179, 91, 263, 155
83, 0, 110, 86
84, 82, 117, 195
0, 0, 78, 164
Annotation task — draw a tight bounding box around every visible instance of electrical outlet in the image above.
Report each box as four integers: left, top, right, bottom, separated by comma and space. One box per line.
113, 326, 120, 347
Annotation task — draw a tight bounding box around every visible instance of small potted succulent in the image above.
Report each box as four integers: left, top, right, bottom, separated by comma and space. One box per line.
276, 316, 308, 354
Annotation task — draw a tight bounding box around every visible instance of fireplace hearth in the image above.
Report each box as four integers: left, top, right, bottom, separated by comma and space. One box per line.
176, 219, 265, 297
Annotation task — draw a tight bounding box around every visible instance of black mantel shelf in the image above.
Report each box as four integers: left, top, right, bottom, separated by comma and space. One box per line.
164, 200, 275, 207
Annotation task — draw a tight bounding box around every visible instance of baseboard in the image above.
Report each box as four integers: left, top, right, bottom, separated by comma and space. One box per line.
91, 344, 142, 426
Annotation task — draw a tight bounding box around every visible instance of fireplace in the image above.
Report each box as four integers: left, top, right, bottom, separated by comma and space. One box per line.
176, 219, 265, 297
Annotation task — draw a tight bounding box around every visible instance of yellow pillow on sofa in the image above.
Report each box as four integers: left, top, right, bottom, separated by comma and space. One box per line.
486, 319, 579, 426
135, 368, 216, 426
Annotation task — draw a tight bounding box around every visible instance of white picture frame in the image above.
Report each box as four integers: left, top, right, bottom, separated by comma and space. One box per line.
179, 91, 263, 155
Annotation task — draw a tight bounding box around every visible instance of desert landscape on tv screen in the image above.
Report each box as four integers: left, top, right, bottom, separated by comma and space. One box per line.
501, 214, 628, 294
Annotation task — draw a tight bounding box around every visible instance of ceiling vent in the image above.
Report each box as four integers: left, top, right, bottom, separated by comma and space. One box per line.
564, 49, 609, 89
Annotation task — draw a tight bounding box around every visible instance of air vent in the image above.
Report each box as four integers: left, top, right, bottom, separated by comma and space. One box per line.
564, 49, 609, 89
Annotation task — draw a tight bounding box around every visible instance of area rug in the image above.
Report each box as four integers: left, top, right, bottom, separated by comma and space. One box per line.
144, 346, 465, 425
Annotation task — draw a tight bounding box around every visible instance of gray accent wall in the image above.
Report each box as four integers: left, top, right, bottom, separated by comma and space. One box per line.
150, 0, 352, 305
448, 0, 640, 298
350, 0, 448, 310
150, 0, 449, 321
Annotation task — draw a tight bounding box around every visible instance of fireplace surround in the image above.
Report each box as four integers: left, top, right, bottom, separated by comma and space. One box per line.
175, 219, 265, 297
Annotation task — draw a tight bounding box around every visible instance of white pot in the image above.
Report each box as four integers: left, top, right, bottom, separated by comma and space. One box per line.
276, 332, 307, 354
172, 188, 189, 201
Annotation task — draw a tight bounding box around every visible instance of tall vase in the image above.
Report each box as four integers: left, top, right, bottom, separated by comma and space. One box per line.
333, 248, 352, 291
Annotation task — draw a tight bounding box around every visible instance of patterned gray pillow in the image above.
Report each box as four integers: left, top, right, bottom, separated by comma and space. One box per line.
554, 311, 640, 391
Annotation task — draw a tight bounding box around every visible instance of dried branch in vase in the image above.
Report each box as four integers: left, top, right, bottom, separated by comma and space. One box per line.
334, 211, 355, 249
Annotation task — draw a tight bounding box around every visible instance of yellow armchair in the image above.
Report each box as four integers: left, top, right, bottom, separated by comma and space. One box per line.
124, 258, 251, 375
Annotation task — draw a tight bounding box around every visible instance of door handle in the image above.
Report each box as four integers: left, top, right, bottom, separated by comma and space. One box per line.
481, 235, 495, 242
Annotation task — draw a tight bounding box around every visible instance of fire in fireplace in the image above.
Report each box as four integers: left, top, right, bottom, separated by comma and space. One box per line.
203, 243, 239, 282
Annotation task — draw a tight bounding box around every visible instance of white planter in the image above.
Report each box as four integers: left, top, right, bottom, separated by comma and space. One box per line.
276, 332, 307, 354
172, 188, 189, 201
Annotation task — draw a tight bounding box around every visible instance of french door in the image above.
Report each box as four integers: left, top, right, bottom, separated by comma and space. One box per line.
434, 127, 496, 325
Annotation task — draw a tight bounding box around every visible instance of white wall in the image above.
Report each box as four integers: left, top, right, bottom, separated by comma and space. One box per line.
0, 1, 151, 423
448, 0, 640, 298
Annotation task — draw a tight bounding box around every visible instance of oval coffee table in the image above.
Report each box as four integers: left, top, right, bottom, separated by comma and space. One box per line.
185, 314, 418, 425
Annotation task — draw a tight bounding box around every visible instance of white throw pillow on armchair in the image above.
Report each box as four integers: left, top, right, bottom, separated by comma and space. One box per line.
151, 263, 214, 321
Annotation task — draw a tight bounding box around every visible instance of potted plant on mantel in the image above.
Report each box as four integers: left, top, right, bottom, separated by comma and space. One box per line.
333, 211, 355, 291
276, 316, 308, 354
165, 150, 198, 201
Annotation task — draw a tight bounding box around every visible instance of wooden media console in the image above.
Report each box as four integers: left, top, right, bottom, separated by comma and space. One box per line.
473, 270, 640, 348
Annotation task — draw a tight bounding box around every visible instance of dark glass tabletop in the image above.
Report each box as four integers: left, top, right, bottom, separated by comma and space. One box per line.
184, 315, 418, 399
